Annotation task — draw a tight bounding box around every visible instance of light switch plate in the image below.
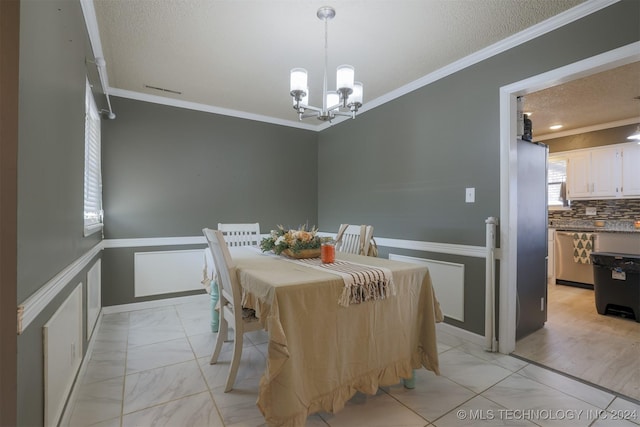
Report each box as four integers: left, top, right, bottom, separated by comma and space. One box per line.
465, 187, 475, 203
586, 207, 597, 215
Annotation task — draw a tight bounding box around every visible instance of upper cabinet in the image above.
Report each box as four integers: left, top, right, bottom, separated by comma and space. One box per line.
566, 146, 620, 199
563, 142, 638, 200
622, 143, 640, 196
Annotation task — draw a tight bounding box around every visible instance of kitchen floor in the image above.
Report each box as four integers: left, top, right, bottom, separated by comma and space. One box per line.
514, 282, 640, 402
65, 293, 640, 427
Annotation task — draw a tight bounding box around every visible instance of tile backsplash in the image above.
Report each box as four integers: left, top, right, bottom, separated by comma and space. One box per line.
549, 199, 640, 221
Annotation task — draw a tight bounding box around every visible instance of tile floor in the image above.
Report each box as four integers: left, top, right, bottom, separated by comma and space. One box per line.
65, 294, 640, 427
514, 282, 640, 401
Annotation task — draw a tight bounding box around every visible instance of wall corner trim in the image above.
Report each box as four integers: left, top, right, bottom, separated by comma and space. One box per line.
17, 242, 103, 334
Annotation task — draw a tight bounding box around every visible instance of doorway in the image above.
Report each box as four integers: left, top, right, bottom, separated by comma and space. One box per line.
0, 0, 20, 424
497, 41, 640, 353
498, 42, 640, 399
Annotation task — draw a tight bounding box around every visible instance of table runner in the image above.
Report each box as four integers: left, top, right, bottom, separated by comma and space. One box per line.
288, 258, 395, 306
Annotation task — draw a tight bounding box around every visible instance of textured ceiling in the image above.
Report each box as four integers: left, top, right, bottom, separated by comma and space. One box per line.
523, 61, 640, 139
86, 0, 637, 132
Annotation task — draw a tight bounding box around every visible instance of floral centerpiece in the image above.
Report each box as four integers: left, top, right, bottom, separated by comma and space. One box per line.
260, 225, 326, 259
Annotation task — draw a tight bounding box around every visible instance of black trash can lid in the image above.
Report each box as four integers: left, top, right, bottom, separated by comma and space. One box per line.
590, 252, 640, 269
590, 251, 640, 259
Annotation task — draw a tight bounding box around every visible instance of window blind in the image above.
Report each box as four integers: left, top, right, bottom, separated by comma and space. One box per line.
548, 158, 567, 206
84, 79, 103, 236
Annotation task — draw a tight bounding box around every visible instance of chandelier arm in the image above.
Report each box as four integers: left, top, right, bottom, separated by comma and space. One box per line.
301, 112, 320, 119
332, 111, 354, 118
301, 105, 323, 113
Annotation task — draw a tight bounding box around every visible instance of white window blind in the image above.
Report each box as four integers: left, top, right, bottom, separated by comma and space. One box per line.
548, 157, 567, 207
84, 79, 103, 236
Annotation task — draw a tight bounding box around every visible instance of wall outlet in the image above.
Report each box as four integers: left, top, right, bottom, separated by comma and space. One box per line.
465, 187, 475, 203
586, 207, 597, 216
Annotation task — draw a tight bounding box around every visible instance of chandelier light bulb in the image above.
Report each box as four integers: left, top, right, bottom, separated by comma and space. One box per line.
348, 81, 363, 106
326, 91, 339, 109
290, 68, 308, 94
336, 65, 354, 92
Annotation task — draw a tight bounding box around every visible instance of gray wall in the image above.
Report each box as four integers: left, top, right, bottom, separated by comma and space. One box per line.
18, 0, 102, 301
317, 0, 640, 335
17, 0, 103, 425
101, 97, 318, 304
13, 1, 640, 424
547, 123, 639, 153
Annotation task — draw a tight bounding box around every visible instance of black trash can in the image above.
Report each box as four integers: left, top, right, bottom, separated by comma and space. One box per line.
590, 252, 640, 322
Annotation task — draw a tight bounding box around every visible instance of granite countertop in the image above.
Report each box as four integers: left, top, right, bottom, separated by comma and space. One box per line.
549, 219, 640, 233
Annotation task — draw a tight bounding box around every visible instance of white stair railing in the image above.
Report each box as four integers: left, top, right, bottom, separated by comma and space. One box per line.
485, 217, 499, 352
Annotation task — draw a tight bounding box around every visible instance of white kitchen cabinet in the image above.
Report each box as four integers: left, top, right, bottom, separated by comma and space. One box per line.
622, 143, 640, 196
566, 151, 591, 198
566, 146, 621, 200
590, 147, 621, 197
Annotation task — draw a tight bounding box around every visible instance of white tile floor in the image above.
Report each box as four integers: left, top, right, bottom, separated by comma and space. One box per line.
65, 294, 640, 427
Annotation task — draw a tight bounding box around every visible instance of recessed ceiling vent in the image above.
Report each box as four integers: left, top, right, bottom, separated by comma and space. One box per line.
144, 84, 182, 95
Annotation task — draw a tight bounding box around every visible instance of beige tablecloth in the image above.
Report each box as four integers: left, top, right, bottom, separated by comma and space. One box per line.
229, 247, 443, 427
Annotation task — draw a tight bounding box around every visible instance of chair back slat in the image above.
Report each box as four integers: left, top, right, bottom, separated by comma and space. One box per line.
217, 223, 261, 247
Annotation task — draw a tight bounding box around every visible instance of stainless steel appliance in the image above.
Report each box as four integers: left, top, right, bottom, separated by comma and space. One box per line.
555, 231, 595, 287
555, 231, 640, 289
516, 139, 548, 340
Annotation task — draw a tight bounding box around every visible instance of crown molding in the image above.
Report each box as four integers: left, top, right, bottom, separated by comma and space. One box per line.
107, 88, 319, 131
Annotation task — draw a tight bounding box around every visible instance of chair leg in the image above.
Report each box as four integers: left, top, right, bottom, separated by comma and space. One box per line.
403, 370, 416, 389
210, 283, 219, 333
210, 317, 227, 365
224, 328, 244, 392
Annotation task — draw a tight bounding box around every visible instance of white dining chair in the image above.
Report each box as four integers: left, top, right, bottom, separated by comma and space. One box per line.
335, 224, 374, 255
208, 223, 260, 331
217, 222, 261, 247
202, 228, 263, 392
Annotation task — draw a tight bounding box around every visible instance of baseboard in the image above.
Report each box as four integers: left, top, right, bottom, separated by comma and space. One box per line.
436, 321, 485, 347
102, 293, 207, 314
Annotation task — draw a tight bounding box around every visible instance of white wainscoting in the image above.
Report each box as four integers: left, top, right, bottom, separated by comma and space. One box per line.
17, 242, 102, 335
134, 249, 205, 297
86, 259, 101, 340
43, 283, 83, 427
389, 254, 465, 322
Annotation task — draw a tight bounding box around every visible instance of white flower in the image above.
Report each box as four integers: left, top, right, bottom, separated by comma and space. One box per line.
275, 236, 285, 245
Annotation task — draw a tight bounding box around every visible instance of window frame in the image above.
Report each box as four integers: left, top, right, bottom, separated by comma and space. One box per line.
83, 78, 104, 236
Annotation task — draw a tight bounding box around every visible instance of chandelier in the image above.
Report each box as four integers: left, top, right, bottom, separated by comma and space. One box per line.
289, 6, 363, 122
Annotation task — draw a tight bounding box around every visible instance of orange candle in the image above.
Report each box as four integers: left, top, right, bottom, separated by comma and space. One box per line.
321, 242, 335, 263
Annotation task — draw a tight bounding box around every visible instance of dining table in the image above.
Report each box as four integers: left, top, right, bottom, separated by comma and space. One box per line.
227, 246, 443, 427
